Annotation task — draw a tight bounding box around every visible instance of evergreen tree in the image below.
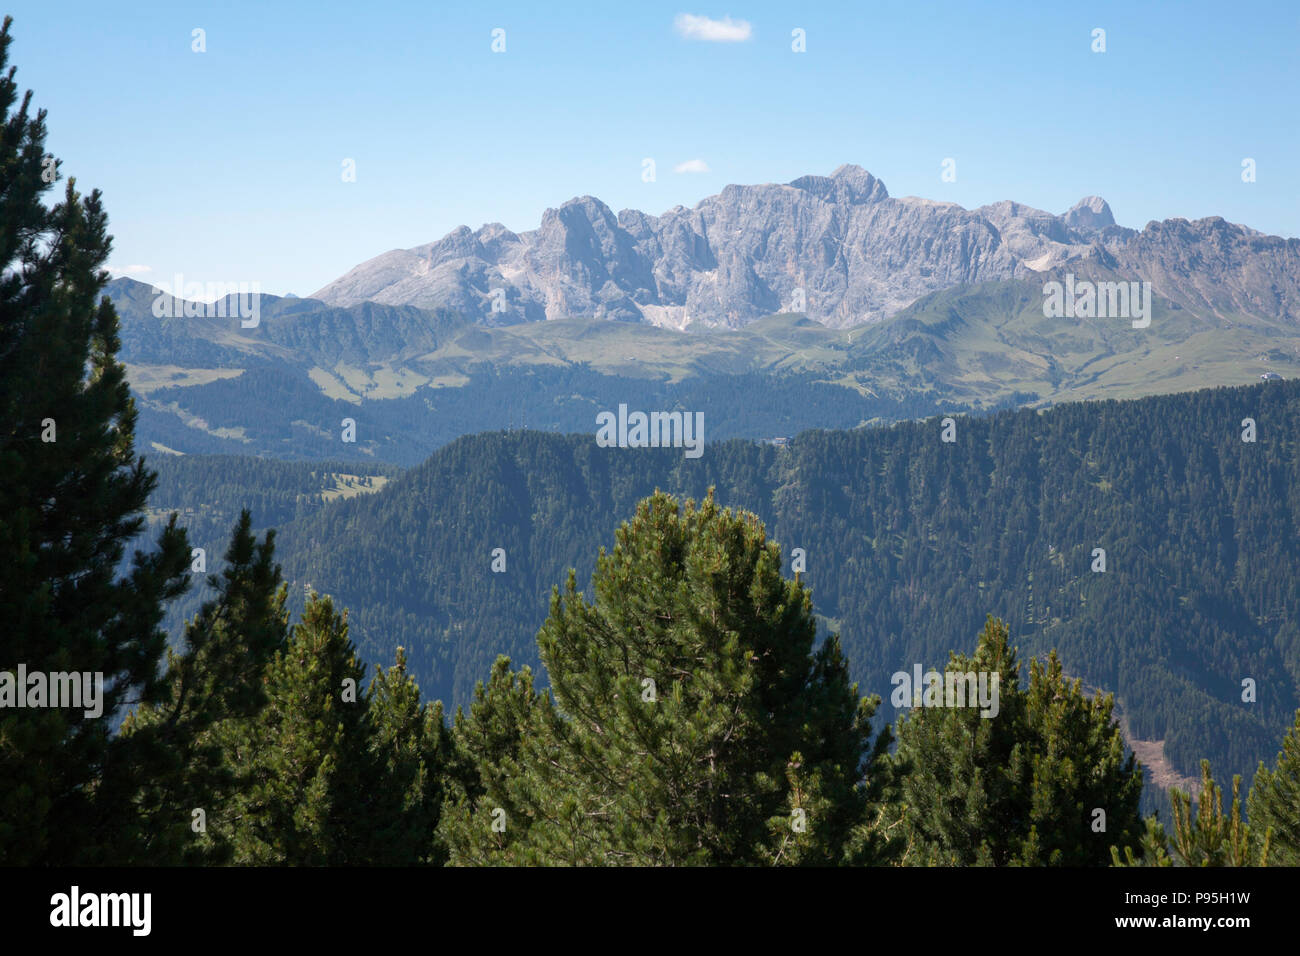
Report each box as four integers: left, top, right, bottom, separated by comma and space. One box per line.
0, 16, 192, 864
1248, 708, 1300, 865
362, 646, 454, 865
269, 377, 1300, 789
438, 656, 549, 866
1109, 816, 1173, 867
456, 490, 886, 865
891, 616, 1145, 865
227, 592, 369, 865
118, 510, 288, 863
1169, 760, 1268, 866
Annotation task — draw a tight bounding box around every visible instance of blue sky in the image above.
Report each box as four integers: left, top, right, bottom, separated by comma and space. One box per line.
6, 0, 1297, 297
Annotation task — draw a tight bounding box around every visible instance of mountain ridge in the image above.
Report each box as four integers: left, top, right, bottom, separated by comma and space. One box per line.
309, 165, 1300, 332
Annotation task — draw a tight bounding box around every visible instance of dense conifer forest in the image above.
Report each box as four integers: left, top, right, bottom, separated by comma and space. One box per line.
145, 378, 1299, 798
4, 12, 1298, 872
132, 360, 1007, 464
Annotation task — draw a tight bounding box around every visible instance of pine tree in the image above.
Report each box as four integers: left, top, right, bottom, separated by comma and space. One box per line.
0, 16, 193, 865
362, 646, 454, 865
227, 592, 369, 865
438, 656, 549, 866
1248, 708, 1300, 865
118, 510, 288, 863
1169, 760, 1268, 866
888, 617, 1019, 865
1110, 816, 1173, 867
891, 616, 1145, 865
1020, 649, 1145, 864
462, 490, 887, 865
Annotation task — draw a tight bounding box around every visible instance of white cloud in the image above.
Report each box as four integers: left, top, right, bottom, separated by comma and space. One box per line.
111, 264, 152, 275
674, 159, 710, 174
674, 13, 752, 43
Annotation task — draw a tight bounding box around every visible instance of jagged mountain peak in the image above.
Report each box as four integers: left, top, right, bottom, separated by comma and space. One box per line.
1063, 195, 1116, 233
788, 164, 889, 204
310, 167, 1298, 331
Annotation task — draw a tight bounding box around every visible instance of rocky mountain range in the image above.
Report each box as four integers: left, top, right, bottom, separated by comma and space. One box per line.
311, 164, 1300, 330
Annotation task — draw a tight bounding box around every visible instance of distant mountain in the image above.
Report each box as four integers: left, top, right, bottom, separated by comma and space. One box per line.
310, 165, 1300, 331
110, 279, 468, 369
105, 272, 1300, 463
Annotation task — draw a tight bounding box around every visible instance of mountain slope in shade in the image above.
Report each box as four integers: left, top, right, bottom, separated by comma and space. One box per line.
110, 278, 470, 370
310, 165, 1300, 331
184, 377, 1294, 800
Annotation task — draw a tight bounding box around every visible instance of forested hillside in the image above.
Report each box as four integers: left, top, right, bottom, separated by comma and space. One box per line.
141, 457, 400, 637
146, 377, 1294, 795
9, 7, 1300, 877
134, 363, 990, 464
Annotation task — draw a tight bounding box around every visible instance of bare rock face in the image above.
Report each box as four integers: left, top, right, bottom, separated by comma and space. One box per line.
1063, 196, 1116, 234
1100, 217, 1300, 324
311, 166, 1300, 330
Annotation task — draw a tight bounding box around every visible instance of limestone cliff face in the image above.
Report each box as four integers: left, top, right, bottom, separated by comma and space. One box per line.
311, 165, 1300, 330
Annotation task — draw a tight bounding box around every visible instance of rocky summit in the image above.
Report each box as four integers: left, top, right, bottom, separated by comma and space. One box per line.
311, 164, 1300, 331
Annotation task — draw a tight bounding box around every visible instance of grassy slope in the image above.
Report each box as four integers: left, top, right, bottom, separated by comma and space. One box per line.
119, 274, 1300, 410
